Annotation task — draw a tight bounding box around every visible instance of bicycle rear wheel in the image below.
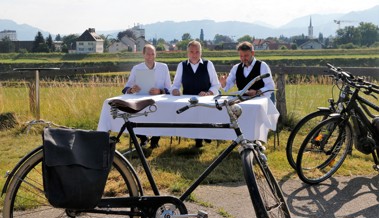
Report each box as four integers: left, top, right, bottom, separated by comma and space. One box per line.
286, 110, 332, 169
296, 117, 353, 184
3, 148, 141, 218
241, 149, 291, 218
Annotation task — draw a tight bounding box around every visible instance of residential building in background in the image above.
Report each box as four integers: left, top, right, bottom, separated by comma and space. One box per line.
0, 30, 17, 41
76, 28, 104, 53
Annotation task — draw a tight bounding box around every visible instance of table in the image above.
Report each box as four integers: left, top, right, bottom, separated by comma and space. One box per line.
97, 94, 279, 142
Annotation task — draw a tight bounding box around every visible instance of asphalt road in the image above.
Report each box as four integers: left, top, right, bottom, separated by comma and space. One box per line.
186, 175, 379, 218
1, 175, 377, 217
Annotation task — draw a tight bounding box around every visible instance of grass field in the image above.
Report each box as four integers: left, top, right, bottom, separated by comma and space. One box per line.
1, 71, 378, 213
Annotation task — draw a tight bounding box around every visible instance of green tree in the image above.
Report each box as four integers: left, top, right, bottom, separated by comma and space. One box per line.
117, 29, 136, 40
32, 31, 49, 52
213, 34, 233, 44
200, 29, 204, 41
55, 34, 62, 41
46, 34, 55, 52
0, 36, 15, 53
176, 40, 191, 50
334, 26, 361, 47
237, 35, 254, 43
181, 33, 192, 41
61, 34, 79, 53
318, 33, 324, 43
357, 22, 379, 47
156, 43, 166, 51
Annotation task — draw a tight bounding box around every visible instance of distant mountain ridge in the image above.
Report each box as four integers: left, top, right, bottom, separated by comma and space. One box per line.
1, 5, 378, 41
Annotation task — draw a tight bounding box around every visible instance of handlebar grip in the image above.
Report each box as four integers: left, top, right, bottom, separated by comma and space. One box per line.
260, 73, 270, 79
176, 105, 190, 114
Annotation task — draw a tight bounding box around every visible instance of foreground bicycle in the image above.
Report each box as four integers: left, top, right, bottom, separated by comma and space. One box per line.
296, 65, 379, 184
286, 63, 355, 169
2, 74, 291, 217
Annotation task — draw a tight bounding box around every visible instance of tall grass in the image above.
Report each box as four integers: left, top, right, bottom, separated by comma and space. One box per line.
1, 74, 378, 211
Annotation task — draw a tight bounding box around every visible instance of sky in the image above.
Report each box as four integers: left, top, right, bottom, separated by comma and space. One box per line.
1, 0, 378, 35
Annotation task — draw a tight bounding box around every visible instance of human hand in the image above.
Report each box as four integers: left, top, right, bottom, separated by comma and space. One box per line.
245, 89, 262, 96
219, 74, 227, 88
172, 89, 181, 96
149, 88, 161, 95
199, 91, 212, 96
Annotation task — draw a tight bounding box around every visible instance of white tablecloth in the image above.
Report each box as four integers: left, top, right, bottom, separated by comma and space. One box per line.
97, 94, 279, 142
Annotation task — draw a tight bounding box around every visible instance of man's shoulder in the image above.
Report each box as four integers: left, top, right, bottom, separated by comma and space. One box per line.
132, 62, 146, 70
155, 62, 168, 67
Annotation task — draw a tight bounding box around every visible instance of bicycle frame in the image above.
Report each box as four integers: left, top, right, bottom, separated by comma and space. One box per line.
119, 115, 247, 201
332, 85, 379, 159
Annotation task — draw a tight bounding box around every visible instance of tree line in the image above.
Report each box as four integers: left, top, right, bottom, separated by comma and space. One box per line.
0, 22, 378, 53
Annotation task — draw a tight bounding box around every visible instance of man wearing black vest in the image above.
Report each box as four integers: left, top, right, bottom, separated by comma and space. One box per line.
219, 41, 275, 101
171, 40, 220, 147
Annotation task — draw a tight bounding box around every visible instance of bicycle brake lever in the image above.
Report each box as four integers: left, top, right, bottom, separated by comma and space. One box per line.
215, 99, 222, 110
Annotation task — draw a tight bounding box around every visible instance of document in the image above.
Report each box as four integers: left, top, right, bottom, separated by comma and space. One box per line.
135, 69, 155, 95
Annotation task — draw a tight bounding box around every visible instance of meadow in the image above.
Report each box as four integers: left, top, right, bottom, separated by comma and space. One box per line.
0, 48, 378, 212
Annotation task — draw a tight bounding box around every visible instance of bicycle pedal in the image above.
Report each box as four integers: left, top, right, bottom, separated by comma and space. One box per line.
197, 210, 208, 218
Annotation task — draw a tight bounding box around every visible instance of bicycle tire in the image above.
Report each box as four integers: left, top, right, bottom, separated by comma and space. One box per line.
3, 148, 141, 218
241, 149, 291, 218
286, 110, 332, 169
296, 117, 353, 184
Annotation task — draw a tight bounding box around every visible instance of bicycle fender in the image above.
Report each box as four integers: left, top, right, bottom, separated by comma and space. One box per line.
317, 107, 332, 111
1, 145, 43, 196
114, 150, 144, 196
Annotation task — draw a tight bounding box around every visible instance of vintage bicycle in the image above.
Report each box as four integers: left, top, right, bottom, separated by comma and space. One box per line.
2, 74, 291, 217
295, 65, 379, 184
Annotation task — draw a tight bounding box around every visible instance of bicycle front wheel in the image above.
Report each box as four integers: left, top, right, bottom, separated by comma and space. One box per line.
241, 149, 291, 218
296, 117, 353, 184
3, 148, 141, 218
286, 110, 332, 169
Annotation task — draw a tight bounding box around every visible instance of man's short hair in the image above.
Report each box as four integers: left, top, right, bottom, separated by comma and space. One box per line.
237, 41, 254, 51
143, 44, 156, 54
187, 40, 202, 51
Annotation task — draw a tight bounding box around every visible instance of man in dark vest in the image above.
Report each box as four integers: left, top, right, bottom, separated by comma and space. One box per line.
171, 40, 220, 147
219, 41, 275, 101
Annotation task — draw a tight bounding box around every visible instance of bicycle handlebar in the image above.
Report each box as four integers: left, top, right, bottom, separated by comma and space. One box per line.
326, 63, 379, 95
176, 73, 271, 114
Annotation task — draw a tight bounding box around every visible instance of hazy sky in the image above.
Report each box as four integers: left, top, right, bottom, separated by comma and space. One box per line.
1, 0, 378, 35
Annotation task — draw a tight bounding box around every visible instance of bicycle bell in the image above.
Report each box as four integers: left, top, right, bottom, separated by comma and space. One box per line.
231, 104, 242, 118
189, 97, 199, 105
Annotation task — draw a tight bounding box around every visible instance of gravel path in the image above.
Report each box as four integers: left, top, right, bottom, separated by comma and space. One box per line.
185, 175, 379, 218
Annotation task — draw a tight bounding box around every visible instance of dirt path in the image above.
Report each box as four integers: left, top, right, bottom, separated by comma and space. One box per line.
185, 175, 379, 217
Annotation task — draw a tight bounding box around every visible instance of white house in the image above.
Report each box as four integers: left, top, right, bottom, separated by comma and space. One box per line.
0, 30, 17, 41
76, 28, 104, 53
299, 39, 323, 49
108, 36, 149, 53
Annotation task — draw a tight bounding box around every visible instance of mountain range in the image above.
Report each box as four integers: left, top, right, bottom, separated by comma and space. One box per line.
1, 5, 378, 41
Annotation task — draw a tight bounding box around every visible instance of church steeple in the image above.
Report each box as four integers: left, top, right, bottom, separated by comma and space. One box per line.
308, 16, 313, 39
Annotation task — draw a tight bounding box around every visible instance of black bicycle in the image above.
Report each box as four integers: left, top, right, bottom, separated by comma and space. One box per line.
296, 65, 379, 184
286, 63, 355, 169
2, 74, 291, 217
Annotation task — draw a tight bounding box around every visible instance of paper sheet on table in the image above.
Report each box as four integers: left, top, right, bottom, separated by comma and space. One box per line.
135, 69, 155, 95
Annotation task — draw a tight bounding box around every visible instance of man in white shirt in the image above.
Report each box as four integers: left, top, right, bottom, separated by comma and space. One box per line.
122, 44, 171, 148
171, 40, 220, 147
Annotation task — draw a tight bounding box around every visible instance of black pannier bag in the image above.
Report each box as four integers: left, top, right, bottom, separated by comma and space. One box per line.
42, 128, 116, 209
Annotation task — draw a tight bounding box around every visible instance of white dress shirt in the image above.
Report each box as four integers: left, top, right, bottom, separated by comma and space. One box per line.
223, 58, 275, 97
124, 62, 171, 92
171, 59, 221, 95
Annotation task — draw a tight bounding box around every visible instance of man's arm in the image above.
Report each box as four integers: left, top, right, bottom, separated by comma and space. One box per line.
259, 61, 275, 96
206, 60, 221, 95
170, 62, 183, 95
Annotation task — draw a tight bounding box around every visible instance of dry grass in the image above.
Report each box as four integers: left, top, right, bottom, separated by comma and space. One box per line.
1, 74, 378, 211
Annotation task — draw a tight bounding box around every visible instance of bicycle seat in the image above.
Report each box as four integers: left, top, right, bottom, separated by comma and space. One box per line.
108, 99, 155, 113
